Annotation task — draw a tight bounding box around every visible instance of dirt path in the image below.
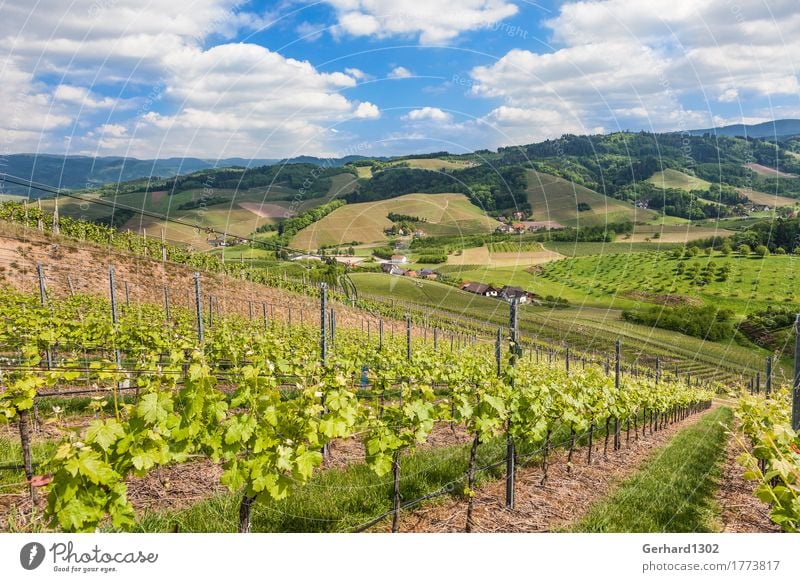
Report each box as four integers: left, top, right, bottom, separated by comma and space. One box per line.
715, 425, 779, 533
394, 409, 715, 533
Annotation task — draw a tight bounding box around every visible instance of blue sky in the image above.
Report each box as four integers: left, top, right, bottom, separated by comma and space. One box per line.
2, 0, 799, 159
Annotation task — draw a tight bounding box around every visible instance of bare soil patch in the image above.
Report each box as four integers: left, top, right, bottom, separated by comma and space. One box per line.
238, 202, 289, 219
745, 163, 797, 179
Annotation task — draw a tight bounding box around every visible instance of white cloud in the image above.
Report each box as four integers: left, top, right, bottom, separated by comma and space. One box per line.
404, 107, 453, 123
296, 21, 326, 42
53, 85, 126, 109
345, 67, 370, 81
324, 0, 518, 43
469, 0, 800, 144
0, 0, 384, 157
354, 102, 381, 119
388, 66, 414, 79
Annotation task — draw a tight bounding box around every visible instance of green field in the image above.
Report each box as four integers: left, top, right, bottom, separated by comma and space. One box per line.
526, 170, 658, 227
647, 169, 712, 191
543, 241, 683, 257
292, 193, 500, 249
349, 272, 769, 381
536, 249, 799, 315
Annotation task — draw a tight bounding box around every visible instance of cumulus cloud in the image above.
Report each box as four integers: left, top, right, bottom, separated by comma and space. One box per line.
388, 66, 414, 79
324, 0, 518, 43
354, 102, 381, 119
404, 107, 453, 123
469, 0, 800, 143
0, 0, 382, 157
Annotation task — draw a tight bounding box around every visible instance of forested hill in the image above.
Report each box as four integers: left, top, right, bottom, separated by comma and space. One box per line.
345, 165, 529, 213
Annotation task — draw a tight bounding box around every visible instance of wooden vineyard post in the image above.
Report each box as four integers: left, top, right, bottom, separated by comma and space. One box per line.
793, 315, 800, 431
320, 284, 328, 363
109, 266, 126, 405
320, 284, 329, 459
495, 327, 502, 378
765, 356, 772, 398
614, 338, 621, 451
193, 272, 204, 344
565, 346, 570, 374
379, 320, 384, 351
433, 327, 438, 352
164, 286, 170, 322
406, 315, 411, 362
506, 298, 520, 509
655, 356, 661, 384
36, 263, 53, 372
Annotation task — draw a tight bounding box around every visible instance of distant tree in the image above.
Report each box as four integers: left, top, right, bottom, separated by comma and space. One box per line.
754, 244, 770, 258
775, 247, 787, 255
720, 242, 732, 256
737, 244, 751, 256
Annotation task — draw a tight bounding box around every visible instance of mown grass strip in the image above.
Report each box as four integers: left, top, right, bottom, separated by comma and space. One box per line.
571, 407, 732, 533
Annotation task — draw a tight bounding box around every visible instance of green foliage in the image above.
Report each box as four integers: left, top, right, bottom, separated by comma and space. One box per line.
0, 286, 713, 532
735, 389, 800, 532
349, 165, 528, 213
416, 254, 447, 264
622, 304, 736, 341
387, 212, 425, 223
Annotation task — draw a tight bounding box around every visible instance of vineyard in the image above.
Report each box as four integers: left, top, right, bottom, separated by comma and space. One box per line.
0, 202, 797, 534
0, 276, 727, 533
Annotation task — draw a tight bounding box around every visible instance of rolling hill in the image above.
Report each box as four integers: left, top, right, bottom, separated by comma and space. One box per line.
687, 119, 800, 138
40, 168, 359, 248
0, 153, 374, 195
646, 169, 712, 191
291, 192, 501, 249
526, 170, 657, 227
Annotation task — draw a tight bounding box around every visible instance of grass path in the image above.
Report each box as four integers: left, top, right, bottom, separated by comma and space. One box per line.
571, 407, 732, 532
394, 406, 717, 532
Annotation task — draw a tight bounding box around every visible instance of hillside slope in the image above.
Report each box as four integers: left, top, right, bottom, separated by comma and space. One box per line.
292, 193, 501, 249
526, 170, 657, 227
0, 222, 374, 330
